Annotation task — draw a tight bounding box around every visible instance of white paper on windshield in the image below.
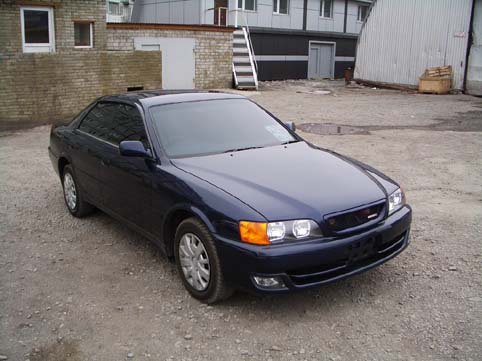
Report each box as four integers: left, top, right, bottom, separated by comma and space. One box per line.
265, 125, 292, 142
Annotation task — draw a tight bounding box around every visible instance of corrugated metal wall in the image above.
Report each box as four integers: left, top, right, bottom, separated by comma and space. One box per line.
354, 0, 473, 90
467, 0, 482, 95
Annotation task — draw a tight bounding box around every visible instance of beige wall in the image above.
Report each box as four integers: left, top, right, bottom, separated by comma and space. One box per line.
0, 51, 162, 127
107, 27, 233, 90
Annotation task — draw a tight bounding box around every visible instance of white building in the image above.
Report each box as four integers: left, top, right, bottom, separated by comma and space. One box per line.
131, 0, 373, 81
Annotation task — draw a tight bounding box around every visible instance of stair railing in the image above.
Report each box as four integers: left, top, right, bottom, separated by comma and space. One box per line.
233, 63, 239, 88
230, 9, 259, 90
242, 27, 258, 90
244, 22, 258, 78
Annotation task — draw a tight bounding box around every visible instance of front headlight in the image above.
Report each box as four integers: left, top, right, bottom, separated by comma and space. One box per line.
388, 188, 405, 214
239, 219, 323, 245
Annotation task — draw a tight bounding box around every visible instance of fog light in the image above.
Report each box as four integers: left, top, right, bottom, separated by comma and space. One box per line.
252, 276, 286, 289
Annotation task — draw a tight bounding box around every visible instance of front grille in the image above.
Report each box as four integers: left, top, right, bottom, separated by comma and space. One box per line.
325, 201, 385, 232
287, 231, 407, 286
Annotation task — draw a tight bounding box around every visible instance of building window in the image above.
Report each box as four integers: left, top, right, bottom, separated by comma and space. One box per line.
74, 22, 93, 48
273, 0, 289, 14
20, 6, 55, 53
108, 1, 122, 16
357, 5, 368, 22
237, 0, 257, 11
320, 0, 332, 18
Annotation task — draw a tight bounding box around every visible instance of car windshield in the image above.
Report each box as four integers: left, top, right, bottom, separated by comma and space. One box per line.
149, 98, 297, 158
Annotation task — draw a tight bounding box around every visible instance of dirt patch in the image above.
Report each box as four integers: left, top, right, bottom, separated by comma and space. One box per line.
29, 340, 82, 361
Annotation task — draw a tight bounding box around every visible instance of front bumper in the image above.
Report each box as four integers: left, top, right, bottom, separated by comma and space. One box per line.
216, 205, 412, 293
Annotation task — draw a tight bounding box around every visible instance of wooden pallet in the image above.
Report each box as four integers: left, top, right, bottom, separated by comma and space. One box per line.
424, 66, 452, 78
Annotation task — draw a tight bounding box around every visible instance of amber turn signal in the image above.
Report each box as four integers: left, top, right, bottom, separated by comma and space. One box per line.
239, 221, 270, 245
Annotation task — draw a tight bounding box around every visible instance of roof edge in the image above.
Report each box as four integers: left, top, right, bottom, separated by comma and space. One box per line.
106, 23, 236, 33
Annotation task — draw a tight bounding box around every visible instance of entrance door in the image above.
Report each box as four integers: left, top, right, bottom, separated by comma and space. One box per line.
214, 0, 228, 26
308, 43, 334, 79
134, 37, 195, 89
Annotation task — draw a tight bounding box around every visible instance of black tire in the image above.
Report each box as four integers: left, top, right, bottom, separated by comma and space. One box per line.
174, 217, 234, 304
61, 165, 95, 218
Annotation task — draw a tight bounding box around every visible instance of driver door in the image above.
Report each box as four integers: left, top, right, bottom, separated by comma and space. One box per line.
89, 102, 155, 233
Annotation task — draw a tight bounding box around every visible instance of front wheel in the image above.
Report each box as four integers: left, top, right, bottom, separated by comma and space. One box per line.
174, 218, 233, 303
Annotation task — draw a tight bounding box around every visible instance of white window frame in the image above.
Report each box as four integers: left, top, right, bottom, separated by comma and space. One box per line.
319, 0, 333, 19
20, 6, 55, 53
74, 22, 94, 49
357, 5, 368, 22
237, 0, 257, 12
108, 1, 122, 16
273, 0, 289, 15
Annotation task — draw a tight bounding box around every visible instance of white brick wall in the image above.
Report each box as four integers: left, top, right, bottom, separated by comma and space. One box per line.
107, 28, 233, 89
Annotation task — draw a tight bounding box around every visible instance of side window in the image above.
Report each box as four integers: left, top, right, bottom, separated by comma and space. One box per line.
110, 104, 150, 149
78, 102, 149, 148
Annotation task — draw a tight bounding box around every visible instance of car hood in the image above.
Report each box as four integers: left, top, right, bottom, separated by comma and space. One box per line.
171, 142, 388, 221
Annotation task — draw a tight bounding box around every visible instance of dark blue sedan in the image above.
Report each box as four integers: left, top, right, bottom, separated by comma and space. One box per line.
48, 90, 412, 303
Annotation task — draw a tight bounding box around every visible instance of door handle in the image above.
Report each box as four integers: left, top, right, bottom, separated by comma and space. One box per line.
100, 159, 110, 167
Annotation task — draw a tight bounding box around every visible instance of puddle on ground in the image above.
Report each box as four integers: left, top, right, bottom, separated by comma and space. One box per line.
297, 123, 369, 135
296, 90, 332, 95
298, 110, 482, 135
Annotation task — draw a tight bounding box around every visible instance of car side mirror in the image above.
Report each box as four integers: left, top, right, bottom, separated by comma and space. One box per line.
284, 121, 296, 132
119, 140, 151, 158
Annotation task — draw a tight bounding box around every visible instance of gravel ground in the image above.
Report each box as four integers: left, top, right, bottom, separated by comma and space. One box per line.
1, 80, 481, 361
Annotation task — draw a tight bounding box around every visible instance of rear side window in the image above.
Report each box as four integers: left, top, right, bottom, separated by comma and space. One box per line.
78, 102, 149, 148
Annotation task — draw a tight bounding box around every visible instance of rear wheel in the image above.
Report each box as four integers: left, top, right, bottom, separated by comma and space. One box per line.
62, 165, 94, 218
174, 218, 233, 303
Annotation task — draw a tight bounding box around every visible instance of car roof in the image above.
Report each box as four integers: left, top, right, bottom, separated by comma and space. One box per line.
99, 90, 246, 108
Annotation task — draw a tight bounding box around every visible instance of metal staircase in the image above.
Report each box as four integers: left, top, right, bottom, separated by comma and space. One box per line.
232, 27, 258, 90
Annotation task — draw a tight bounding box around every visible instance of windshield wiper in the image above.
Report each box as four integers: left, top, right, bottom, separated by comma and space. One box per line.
223, 146, 264, 153
281, 140, 300, 145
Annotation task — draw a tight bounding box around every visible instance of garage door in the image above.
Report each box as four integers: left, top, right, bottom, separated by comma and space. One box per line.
308, 42, 334, 79
134, 37, 195, 89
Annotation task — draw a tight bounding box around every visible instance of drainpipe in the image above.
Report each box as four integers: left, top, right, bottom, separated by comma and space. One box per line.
463, 0, 476, 93
343, 0, 348, 33
303, 0, 308, 30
